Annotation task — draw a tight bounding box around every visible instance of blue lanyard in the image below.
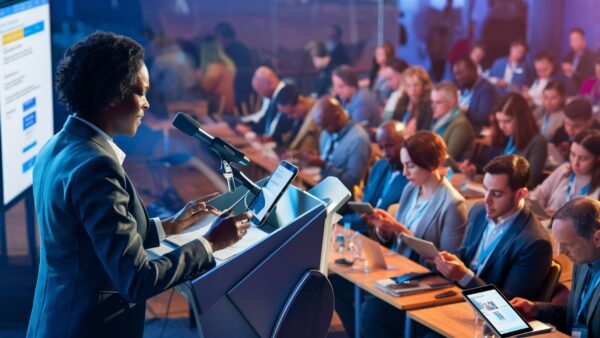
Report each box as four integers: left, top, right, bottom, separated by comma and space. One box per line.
401, 190, 430, 232
473, 224, 510, 274
542, 111, 549, 134
402, 111, 411, 125
434, 107, 460, 136
504, 136, 516, 155
566, 172, 592, 203
446, 167, 454, 180
460, 90, 473, 108
321, 122, 354, 161
576, 270, 600, 323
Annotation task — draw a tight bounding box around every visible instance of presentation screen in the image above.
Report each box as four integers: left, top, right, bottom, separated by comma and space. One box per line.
0, 0, 53, 207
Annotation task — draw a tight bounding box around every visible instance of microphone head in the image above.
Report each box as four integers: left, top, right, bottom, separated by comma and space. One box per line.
172, 112, 201, 137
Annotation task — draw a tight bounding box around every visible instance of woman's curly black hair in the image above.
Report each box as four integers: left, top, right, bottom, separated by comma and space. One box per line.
55, 31, 145, 116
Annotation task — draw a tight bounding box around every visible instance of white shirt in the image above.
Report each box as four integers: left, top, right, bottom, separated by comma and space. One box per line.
503, 63, 515, 84
529, 78, 549, 107
241, 81, 286, 124
383, 88, 403, 122
73, 114, 126, 165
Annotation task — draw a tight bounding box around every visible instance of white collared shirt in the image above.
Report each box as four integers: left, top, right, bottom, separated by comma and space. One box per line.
240, 81, 286, 125
72, 114, 126, 165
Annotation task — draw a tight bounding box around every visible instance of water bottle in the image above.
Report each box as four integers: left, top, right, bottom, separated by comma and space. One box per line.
334, 222, 350, 253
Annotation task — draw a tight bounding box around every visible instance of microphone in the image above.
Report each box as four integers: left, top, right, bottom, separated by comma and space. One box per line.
172, 112, 250, 166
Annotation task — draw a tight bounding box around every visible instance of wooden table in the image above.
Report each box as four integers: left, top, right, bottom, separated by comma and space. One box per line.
408, 302, 569, 338
328, 231, 463, 338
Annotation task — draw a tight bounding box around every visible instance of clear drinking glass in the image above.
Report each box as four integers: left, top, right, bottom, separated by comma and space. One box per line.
474, 313, 497, 338
343, 235, 358, 265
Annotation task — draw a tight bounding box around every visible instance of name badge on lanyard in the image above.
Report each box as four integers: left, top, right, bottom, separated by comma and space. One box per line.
572, 325, 588, 338
573, 271, 600, 338
566, 172, 592, 203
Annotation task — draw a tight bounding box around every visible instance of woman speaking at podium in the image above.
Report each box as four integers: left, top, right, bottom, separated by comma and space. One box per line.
27, 32, 250, 338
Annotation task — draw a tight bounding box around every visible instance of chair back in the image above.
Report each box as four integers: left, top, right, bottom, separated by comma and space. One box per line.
537, 259, 562, 302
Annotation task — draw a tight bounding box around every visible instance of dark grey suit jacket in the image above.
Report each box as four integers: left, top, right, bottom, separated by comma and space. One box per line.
27, 116, 215, 338
537, 264, 600, 336
458, 203, 553, 300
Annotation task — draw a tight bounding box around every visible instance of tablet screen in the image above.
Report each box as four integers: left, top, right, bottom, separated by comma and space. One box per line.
464, 286, 531, 337
248, 161, 297, 225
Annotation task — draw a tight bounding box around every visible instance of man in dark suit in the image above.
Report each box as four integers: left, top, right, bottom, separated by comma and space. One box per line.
305, 41, 336, 98
551, 98, 600, 161
434, 155, 553, 300
341, 120, 409, 232
562, 28, 597, 88
236, 66, 294, 144
325, 24, 350, 68
453, 57, 499, 130
527, 50, 578, 107
511, 197, 600, 337
27, 32, 250, 338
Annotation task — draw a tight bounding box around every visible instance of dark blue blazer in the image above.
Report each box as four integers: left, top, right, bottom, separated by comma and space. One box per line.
457, 203, 553, 300
464, 77, 499, 129
250, 85, 296, 145
550, 69, 578, 96
27, 116, 215, 338
488, 57, 534, 94
341, 159, 408, 231
563, 48, 597, 87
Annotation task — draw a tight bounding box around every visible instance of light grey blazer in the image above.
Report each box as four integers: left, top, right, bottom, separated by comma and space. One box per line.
394, 178, 468, 265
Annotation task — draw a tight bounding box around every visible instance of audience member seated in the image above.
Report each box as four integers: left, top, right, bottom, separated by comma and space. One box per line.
341, 121, 408, 233
305, 41, 335, 98
430, 81, 476, 161
487, 39, 534, 95
274, 85, 319, 152
460, 93, 547, 188
197, 35, 236, 114
213, 22, 255, 110
236, 67, 294, 143
579, 58, 600, 111
325, 24, 350, 68
334, 131, 467, 338
365, 42, 396, 104
435, 155, 553, 300
533, 80, 566, 141
562, 27, 597, 88
147, 34, 198, 102
392, 66, 434, 135
332, 65, 381, 128
530, 129, 600, 216
453, 57, 499, 130
298, 96, 371, 190
525, 50, 577, 107
380, 58, 409, 122
551, 98, 600, 162
470, 42, 486, 75
511, 197, 600, 337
